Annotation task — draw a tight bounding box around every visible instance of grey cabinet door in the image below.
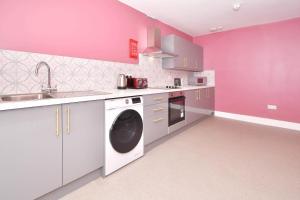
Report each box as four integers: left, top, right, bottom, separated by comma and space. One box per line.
185, 89, 194, 124
209, 87, 215, 111
62, 100, 104, 185
162, 35, 188, 70
143, 93, 168, 106
144, 103, 168, 145
204, 88, 215, 114
174, 35, 191, 69
162, 35, 203, 71
192, 45, 203, 71
0, 106, 63, 200
186, 88, 213, 125
186, 89, 202, 124
199, 88, 215, 116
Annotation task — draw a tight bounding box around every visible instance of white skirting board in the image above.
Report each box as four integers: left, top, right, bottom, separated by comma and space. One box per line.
215, 111, 300, 132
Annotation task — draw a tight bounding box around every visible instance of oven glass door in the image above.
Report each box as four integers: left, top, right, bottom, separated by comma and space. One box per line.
169, 96, 185, 126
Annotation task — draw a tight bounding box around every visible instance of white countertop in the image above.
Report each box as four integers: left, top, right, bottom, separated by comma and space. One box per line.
0, 85, 214, 111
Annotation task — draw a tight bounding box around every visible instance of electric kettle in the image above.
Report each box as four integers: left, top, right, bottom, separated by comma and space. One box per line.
117, 74, 127, 89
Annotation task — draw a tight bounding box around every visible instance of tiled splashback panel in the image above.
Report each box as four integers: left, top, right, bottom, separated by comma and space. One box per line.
0, 49, 191, 95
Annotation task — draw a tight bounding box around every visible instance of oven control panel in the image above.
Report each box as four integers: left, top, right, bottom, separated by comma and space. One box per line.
169, 91, 184, 98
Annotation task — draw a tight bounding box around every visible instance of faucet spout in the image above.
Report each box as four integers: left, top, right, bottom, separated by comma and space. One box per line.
35, 61, 56, 93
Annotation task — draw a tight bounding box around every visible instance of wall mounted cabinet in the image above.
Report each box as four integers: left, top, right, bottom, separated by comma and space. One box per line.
162, 35, 203, 72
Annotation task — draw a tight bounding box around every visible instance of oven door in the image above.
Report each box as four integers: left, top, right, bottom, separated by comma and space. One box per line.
168, 96, 185, 126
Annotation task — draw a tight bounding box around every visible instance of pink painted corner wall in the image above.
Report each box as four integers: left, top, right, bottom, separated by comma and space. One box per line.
0, 0, 191, 64
194, 18, 300, 123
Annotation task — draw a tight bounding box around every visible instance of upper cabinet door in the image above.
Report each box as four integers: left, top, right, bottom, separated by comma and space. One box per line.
62, 100, 104, 185
162, 35, 203, 71
0, 106, 63, 200
193, 44, 203, 71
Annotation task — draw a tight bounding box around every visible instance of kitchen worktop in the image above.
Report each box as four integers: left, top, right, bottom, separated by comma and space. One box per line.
0, 85, 214, 111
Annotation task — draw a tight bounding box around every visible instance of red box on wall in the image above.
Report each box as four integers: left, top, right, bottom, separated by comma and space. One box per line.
129, 39, 138, 59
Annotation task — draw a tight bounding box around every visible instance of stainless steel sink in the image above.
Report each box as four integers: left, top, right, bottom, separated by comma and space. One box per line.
0, 90, 111, 102
1, 93, 53, 102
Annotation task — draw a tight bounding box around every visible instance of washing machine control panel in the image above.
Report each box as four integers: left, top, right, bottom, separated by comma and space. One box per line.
132, 97, 141, 104
105, 96, 143, 110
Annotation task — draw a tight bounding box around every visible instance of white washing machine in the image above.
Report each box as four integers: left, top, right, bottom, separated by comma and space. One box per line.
104, 96, 144, 176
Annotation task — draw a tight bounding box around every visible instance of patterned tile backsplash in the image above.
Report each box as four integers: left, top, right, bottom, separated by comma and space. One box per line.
0, 49, 214, 95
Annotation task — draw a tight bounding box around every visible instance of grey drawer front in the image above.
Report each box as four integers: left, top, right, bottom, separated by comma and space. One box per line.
144, 111, 168, 145
144, 102, 168, 117
143, 93, 168, 106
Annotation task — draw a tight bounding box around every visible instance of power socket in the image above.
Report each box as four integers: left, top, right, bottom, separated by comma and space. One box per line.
267, 104, 277, 110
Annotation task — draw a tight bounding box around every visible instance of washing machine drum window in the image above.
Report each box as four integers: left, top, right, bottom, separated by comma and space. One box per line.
110, 109, 143, 153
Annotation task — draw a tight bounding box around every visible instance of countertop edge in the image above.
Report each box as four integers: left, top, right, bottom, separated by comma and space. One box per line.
0, 85, 214, 111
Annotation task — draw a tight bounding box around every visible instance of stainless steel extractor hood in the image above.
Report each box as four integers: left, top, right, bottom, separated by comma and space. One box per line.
142, 27, 177, 58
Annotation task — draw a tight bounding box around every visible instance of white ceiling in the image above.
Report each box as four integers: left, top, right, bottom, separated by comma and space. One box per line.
119, 0, 300, 36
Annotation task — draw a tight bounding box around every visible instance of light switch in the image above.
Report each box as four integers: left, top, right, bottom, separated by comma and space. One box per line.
267, 104, 277, 110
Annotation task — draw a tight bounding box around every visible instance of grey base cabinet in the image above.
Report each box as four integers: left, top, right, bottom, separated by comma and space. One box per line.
144, 103, 168, 145
185, 87, 215, 125
0, 100, 105, 200
186, 89, 205, 124
0, 106, 63, 200
143, 94, 168, 145
202, 87, 215, 115
63, 101, 104, 185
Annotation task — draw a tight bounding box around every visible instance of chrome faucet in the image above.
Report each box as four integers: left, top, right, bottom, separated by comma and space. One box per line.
35, 61, 57, 93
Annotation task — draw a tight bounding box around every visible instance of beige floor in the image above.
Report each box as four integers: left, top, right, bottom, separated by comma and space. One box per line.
61, 117, 300, 200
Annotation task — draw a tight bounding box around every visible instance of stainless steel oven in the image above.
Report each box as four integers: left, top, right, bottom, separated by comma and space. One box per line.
168, 91, 186, 133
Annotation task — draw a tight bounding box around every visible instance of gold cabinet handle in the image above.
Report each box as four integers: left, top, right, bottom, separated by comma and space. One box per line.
56, 107, 60, 137
152, 107, 164, 112
199, 90, 201, 100
153, 97, 163, 101
183, 57, 187, 67
67, 107, 70, 134
153, 118, 164, 123
196, 90, 198, 100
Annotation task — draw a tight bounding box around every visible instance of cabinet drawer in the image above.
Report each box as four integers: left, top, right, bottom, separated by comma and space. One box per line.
143, 93, 168, 106
144, 111, 168, 145
144, 102, 168, 117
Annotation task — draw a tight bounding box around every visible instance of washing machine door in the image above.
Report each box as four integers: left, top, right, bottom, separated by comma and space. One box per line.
110, 109, 143, 153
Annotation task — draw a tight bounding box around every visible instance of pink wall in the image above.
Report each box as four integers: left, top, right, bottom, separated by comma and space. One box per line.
194, 18, 300, 123
0, 0, 192, 64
